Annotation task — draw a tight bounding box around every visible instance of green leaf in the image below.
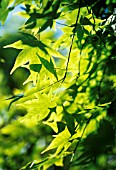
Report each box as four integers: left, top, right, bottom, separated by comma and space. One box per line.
38, 19, 52, 33
4, 35, 65, 85
7, 92, 24, 110
23, 16, 36, 29
38, 54, 58, 80
80, 16, 92, 25
21, 93, 51, 122
44, 121, 58, 133
10, 47, 39, 74
83, 27, 90, 35
1, 0, 9, 9
57, 122, 66, 133
4, 33, 66, 59
0, 9, 9, 25
4, 32, 47, 50
23, 156, 64, 170
42, 127, 71, 154
52, 0, 61, 16
4, 40, 28, 49
52, 34, 67, 49
14, 0, 32, 6
45, 45, 66, 60
64, 109, 75, 135
76, 24, 84, 42
29, 64, 42, 73
42, 0, 50, 9
87, 62, 99, 77
90, 18, 106, 25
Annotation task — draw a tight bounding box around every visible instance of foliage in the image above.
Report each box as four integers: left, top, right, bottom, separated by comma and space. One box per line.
0, 0, 116, 169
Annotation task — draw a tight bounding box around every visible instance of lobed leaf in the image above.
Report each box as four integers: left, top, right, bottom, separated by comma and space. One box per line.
10, 47, 39, 74
42, 127, 71, 154
21, 93, 51, 123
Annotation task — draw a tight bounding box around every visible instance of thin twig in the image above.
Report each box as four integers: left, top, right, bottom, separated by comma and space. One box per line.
83, 0, 91, 14
63, 0, 82, 81
84, 0, 107, 49
68, 115, 92, 168
84, 0, 96, 33
55, 21, 71, 27
97, 65, 107, 105
76, 36, 88, 79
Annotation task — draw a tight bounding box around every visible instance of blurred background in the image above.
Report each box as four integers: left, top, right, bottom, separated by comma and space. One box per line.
0, 5, 54, 170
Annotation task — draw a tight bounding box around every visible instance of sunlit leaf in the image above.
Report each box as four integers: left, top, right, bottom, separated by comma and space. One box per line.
0, 0, 115, 169
21, 93, 51, 122
45, 45, 66, 60
10, 47, 39, 74
44, 121, 58, 133
42, 127, 71, 154
14, 0, 32, 6
4, 40, 28, 49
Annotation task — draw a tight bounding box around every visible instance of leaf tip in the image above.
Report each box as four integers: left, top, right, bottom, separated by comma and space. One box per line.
41, 150, 45, 154
10, 68, 14, 75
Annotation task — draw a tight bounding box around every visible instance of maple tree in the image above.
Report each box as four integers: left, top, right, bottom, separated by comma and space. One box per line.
0, 0, 116, 169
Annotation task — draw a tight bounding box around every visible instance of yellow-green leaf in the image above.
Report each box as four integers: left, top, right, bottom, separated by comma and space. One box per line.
42, 127, 71, 154
10, 47, 39, 74
4, 40, 28, 49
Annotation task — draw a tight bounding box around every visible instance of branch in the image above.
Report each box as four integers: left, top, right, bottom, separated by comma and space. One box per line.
63, 0, 82, 81
55, 21, 72, 27
68, 115, 93, 169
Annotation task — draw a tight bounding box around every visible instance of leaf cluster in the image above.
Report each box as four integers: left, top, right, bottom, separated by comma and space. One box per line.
0, 0, 116, 170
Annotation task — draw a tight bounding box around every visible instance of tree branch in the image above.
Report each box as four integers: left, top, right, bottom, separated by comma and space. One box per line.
63, 0, 82, 81
69, 115, 93, 168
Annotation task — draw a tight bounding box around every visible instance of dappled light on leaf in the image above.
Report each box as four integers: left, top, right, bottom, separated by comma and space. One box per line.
0, 0, 116, 169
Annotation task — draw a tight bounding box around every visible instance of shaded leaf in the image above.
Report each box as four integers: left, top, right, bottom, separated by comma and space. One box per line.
64, 109, 75, 135
37, 54, 58, 80
0, 8, 9, 25
38, 19, 52, 33
29, 64, 42, 73
83, 27, 90, 35
76, 24, 84, 42
57, 121, 66, 133
80, 16, 92, 25
23, 16, 36, 29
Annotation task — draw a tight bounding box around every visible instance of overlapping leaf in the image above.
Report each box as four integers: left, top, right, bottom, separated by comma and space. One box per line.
38, 54, 58, 80
20, 93, 51, 123
4, 33, 65, 84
